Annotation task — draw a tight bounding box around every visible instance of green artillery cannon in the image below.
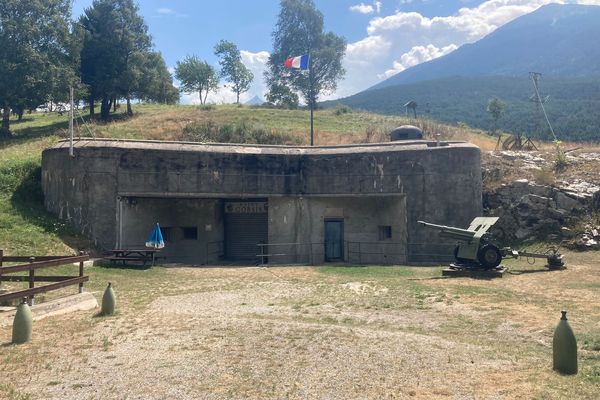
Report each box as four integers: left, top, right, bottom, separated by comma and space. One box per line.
418, 217, 565, 270
418, 217, 502, 269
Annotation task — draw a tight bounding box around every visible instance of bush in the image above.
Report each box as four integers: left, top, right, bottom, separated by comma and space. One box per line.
198, 104, 215, 111
334, 104, 352, 116
533, 168, 556, 186
553, 140, 568, 171
363, 122, 397, 143
0, 159, 42, 197
182, 119, 301, 145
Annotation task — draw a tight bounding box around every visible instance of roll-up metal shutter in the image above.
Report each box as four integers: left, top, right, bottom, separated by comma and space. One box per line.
224, 201, 268, 261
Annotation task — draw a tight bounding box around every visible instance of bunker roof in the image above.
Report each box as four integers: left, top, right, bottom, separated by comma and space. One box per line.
49, 138, 478, 156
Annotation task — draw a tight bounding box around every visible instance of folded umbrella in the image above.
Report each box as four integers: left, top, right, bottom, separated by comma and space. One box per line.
145, 223, 165, 249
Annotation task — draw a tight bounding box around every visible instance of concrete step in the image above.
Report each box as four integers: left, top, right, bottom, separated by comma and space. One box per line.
0, 292, 98, 327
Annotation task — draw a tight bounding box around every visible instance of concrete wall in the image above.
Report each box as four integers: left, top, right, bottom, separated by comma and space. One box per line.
268, 196, 407, 264
42, 139, 482, 263
119, 198, 223, 264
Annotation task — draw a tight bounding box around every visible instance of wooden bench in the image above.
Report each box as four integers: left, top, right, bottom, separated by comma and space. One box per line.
105, 249, 161, 266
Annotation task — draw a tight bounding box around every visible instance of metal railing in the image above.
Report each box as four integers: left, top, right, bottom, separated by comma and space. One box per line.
256, 242, 322, 265
256, 241, 457, 266
0, 250, 90, 306
345, 241, 406, 265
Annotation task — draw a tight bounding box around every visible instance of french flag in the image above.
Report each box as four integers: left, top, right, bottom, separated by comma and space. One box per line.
284, 54, 309, 70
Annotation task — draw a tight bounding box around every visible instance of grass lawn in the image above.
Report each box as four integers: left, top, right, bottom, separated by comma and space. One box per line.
0, 251, 599, 399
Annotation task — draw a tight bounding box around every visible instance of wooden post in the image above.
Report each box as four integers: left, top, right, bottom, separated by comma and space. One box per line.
0, 249, 3, 289
28, 257, 35, 306
78, 251, 84, 294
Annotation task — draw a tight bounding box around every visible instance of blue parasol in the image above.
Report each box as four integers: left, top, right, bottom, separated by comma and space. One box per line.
145, 223, 165, 249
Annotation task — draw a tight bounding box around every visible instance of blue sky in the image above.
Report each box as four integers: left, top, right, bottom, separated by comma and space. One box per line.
72, 1, 598, 104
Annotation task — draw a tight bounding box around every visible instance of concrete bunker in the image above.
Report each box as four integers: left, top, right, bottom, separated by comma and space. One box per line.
42, 139, 482, 265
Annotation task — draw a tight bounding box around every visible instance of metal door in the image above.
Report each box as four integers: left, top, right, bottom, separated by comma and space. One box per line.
324, 220, 344, 261
224, 201, 268, 261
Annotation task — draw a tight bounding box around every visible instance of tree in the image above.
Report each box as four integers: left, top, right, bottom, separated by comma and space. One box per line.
487, 97, 506, 134
266, 83, 299, 109
266, 0, 346, 109
174, 56, 219, 105
135, 52, 179, 105
0, 0, 73, 137
214, 40, 254, 105
118, 51, 178, 113
79, 0, 151, 120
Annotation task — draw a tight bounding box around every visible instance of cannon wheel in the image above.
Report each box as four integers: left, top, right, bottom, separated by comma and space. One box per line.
477, 244, 502, 269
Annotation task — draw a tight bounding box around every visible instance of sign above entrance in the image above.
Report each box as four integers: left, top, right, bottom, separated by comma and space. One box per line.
225, 202, 268, 214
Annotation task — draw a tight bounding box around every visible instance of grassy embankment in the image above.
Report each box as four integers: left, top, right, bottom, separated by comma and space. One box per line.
0, 104, 500, 256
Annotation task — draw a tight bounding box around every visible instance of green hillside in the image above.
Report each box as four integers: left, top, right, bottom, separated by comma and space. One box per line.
324, 75, 600, 142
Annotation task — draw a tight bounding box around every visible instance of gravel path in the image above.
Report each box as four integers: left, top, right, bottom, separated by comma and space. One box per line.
1, 263, 598, 399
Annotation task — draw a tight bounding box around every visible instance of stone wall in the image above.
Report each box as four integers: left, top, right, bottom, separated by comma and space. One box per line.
484, 178, 600, 243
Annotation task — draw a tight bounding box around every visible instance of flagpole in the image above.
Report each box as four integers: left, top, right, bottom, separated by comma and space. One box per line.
308, 53, 314, 146
310, 102, 314, 146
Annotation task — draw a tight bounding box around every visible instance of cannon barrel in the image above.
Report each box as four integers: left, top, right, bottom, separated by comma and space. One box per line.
417, 220, 476, 241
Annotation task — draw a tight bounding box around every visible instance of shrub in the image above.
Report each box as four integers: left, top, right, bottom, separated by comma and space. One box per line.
182, 119, 301, 145
533, 168, 556, 186
334, 104, 352, 116
553, 140, 568, 171
0, 159, 41, 197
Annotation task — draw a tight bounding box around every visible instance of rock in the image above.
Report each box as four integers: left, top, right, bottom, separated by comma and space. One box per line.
547, 208, 567, 221
528, 183, 553, 198
592, 192, 600, 211
521, 194, 556, 211
515, 227, 534, 240
485, 175, 598, 245
561, 227, 575, 239
513, 179, 530, 188
555, 192, 584, 211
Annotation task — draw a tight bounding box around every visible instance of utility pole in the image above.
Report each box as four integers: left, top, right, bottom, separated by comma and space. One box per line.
308, 53, 314, 146
69, 86, 74, 157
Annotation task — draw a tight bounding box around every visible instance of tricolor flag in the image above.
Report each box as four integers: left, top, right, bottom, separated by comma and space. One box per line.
284, 54, 310, 70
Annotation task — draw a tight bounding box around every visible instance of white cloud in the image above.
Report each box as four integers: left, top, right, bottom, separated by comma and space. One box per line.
157, 8, 175, 15
375, 1, 382, 13
346, 35, 391, 65
350, 1, 384, 15
350, 3, 375, 14
382, 44, 458, 78
239, 50, 270, 102
155, 7, 187, 18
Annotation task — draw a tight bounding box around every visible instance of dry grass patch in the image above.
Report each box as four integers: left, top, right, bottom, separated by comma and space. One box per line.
1, 252, 599, 399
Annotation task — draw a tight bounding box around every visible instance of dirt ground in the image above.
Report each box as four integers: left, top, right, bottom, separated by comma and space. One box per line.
1, 252, 599, 399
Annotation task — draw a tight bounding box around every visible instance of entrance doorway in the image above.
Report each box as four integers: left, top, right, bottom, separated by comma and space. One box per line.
224, 200, 268, 261
324, 219, 344, 261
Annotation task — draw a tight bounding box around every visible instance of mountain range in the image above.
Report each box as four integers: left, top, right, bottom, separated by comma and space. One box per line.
325, 4, 600, 141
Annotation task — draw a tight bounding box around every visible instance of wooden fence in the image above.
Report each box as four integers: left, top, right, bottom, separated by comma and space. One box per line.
0, 250, 90, 305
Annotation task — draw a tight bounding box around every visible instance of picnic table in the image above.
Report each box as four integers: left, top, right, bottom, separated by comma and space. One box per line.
106, 249, 161, 266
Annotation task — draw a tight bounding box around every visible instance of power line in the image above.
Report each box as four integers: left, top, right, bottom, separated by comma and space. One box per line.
529, 72, 558, 141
